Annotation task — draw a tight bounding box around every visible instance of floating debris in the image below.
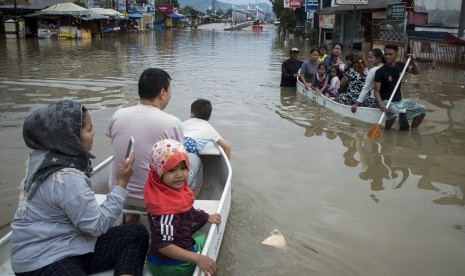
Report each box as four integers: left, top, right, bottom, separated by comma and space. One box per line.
261, 229, 286, 248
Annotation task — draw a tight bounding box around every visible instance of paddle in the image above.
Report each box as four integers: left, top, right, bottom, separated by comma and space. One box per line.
367, 57, 411, 139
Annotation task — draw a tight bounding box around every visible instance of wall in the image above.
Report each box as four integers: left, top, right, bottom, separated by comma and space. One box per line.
415, 0, 461, 27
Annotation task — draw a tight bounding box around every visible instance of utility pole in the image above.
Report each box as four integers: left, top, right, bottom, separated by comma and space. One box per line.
14, 0, 18, 38
459, 0, 465, 37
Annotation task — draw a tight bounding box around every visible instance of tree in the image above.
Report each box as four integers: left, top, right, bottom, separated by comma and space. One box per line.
225, 8, 233, 19
74, 0, 88, 8
270, 0, 297, 32
179, 5, 194, 15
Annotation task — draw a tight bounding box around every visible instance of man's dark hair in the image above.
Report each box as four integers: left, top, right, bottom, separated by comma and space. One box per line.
191, 99, 212, 121
384, 44, 399, 53
138, 68, 171, 100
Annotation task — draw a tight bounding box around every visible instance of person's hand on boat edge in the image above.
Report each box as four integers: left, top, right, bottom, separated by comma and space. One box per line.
116, 153, 135, 189
196, 254, 218, 276
379, 102, 390, 114
208, 213, 222, 224
351, 101, 361, 113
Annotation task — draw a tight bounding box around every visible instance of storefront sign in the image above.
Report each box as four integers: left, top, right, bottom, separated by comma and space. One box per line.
319, 14, 335, 29
157, 4, 173, 14
306, 0, 319, 12
284, 0, 302, 8
335, 0, 367, 4
386, 3, 406, 21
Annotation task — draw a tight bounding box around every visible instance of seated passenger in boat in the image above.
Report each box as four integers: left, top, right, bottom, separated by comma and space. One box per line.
374, 44, 426, 130
351, 48, 385, 113
337, 52, 368, 106
299, 48, 320, 89
183, 98, 231, 159
318, 44, 328, 63
323, 43, 345, 74
326, 67, 341, 98
312, 63, 329, 95
144, 139, 222, 276
182, 99, 231, 198
106, 68, 203, 224
10, 100, 149, 275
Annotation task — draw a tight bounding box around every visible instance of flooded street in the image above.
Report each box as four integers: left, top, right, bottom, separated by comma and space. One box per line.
1, 27, 464, 275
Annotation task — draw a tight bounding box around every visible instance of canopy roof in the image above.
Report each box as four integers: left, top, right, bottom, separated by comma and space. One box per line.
167, 13, 185, 20
128, 13, 143, 19
90, 8, 123, 18
39, 3, 90, 16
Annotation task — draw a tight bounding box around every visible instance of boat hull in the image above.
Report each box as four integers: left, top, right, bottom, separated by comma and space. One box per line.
296, 78, 402, 129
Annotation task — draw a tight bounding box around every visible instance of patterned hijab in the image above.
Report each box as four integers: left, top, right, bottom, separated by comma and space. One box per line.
18, 100, 94, 217
143, 139, 194, 215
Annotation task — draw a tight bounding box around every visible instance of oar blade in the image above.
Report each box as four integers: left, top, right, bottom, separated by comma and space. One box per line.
367, 124, 381, 140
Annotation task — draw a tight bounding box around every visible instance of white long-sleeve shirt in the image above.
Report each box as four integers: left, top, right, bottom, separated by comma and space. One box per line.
356, 65, 382, 103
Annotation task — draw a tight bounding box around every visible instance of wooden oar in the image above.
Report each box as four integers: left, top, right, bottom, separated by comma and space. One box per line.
367, 57, 411, 139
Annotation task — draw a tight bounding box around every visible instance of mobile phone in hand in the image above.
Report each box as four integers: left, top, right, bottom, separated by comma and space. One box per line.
125, 136, 134, 159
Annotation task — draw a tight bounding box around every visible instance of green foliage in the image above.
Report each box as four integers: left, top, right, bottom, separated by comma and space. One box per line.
270, 0, 284, 18
74, 0, 87, 8
306, 28, 318, 47
179, 5, 194, 14
270, 0, 296, 29
281, 9, 297, 29
224, 8, 232, 18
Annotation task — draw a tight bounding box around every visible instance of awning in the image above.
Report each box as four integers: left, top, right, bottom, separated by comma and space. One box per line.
444, 33, 465, 46
90, 8, 123, 19
128, 13, 143, 19
39, 3, 90, 17
80, 10, 106, 21
167, 13, 185, 20
407, 31, 448, 41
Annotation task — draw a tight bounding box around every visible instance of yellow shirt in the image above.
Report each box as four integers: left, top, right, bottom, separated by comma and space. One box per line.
318, 54, 327, 63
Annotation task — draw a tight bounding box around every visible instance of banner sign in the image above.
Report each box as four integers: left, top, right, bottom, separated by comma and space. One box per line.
335, 0, 368, 4
157, 4, 173, 14
284, 0, 302, 8
319, 14, 335, 29
306, 0, 319, 12
386, 3, 406, 21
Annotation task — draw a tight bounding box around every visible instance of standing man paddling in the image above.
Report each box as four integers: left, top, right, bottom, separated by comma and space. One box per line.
374, 44, 426, 130
280, 47, 303, 87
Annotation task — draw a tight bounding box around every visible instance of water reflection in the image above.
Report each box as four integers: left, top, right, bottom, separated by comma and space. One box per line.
277, 83, 465, 207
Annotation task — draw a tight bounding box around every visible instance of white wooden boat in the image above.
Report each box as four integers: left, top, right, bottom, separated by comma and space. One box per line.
0, 142, 232, 276
296, 78, 402, 129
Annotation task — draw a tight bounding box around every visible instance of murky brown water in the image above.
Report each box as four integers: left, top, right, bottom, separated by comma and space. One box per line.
1, 28, 464, 275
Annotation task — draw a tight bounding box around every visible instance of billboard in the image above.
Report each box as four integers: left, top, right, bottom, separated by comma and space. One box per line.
335, 0, 368, 4
386, 3, 406, 21
157, 4, 173, 14
284, 0, 302, 8
306, 0, 319, 12
319, 14, 335, 29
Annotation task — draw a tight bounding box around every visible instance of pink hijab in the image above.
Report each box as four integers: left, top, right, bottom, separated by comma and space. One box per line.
143, 139, 194, 215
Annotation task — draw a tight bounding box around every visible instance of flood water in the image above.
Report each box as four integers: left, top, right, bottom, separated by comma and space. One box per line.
1, 28, 464, 275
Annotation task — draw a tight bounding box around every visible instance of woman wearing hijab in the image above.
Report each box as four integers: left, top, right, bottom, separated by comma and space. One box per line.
11, 100, 149, 276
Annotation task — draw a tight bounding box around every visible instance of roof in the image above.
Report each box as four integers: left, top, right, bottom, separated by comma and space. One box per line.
407, 31, 448, 41
444, 33, 465, 46
407, 31, 465, 46
319, 0, 407, 15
